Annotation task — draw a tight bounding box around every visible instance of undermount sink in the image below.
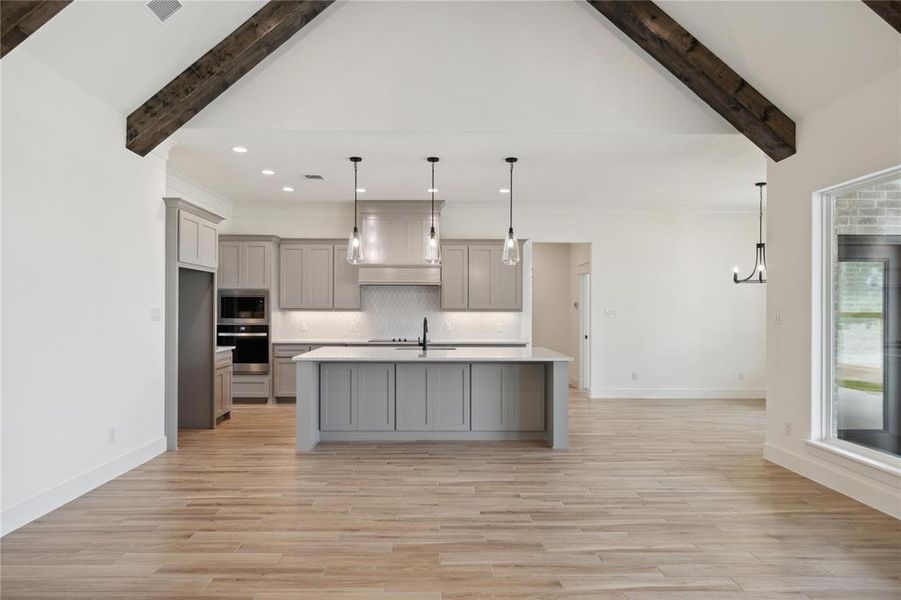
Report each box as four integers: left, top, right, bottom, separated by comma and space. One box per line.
395, 346, 456, 351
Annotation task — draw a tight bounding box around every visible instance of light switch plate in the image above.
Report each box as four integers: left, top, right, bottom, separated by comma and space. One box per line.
150, 306, 161, 321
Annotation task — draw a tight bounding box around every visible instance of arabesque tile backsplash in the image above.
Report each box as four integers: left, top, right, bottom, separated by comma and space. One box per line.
273, 286, 525, 341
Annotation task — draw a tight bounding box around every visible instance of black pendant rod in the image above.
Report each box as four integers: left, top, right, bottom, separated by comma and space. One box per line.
506, 157, 517, 231
756, 181, 765, 243
427, 157, 439, 230
350, 156, 362, 229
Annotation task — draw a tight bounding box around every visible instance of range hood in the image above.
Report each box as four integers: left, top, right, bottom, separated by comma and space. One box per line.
355, 200, 444, 286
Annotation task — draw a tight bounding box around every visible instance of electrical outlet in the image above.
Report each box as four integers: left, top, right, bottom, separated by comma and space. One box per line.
631, 371, 639, 381
108, 428, 116, 444
738, 372, 745, 381
605, 309, 619, 319
150, 306, 161, 321
445, 319, 452, 332
495, 321, 502, 332
784, 421, 792, 437
773, 309, 783, 325
300, 321, 309, 332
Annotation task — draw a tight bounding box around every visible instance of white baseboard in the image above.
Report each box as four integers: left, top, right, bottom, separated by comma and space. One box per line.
589, 388, 766, 400
1, 436, 167, 536
763, 442, 901, 520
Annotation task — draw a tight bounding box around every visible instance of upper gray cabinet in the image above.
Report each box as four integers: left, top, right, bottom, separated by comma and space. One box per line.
218, 236, 275, 289
279, 242, 334, 309
177, 209, 218, 269
440, 244, 469, 310
332, 244, 362, 310
441, 241, 523, 311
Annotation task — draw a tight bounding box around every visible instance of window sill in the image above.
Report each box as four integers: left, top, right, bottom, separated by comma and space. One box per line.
805, 439, 901, 487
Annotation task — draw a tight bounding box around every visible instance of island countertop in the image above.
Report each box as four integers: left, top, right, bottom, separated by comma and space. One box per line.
293, 346, 572, 363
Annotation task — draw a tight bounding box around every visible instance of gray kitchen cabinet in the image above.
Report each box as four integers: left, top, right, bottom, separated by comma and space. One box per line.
332, 244, 361, 309
440, 244, 469, 309
356, 363, 395, 430
396, 363, 470, 431
279, 243, 334, 309
320, 363, 395, 431
320, 363, 355, 431
273, 344, 318, 399
218, 241, 242, 288
471, 363, 545, 431
178, 209, 218, 269
214, 350, 233, 421
467, 243, 522, 310
218, 237, 274, 289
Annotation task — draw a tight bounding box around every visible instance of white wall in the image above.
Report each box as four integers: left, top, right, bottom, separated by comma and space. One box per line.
532, 243, 573, 355
765, 67, 901, 518
1, 51, 167, 534
225, 201, 766, 400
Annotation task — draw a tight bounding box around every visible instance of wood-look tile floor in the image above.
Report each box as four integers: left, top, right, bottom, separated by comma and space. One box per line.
2, 392, 900, 599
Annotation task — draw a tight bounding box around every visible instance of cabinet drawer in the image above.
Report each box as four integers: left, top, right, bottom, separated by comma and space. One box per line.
232, 374, 270, 398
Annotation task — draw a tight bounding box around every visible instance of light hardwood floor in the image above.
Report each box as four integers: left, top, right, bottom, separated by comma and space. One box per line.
2, 392, 900, 599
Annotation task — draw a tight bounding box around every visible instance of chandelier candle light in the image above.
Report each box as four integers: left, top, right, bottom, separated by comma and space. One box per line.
424, 156, 441, 264
733, 181, 767, 284
502, 157, 521, 266
346, 156, 365, 264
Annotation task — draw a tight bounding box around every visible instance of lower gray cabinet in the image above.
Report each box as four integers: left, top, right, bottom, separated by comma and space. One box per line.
273, 344, 318, 399
396, 363, 470, 431
320, 363, 395, 431
471, 363, 545, 431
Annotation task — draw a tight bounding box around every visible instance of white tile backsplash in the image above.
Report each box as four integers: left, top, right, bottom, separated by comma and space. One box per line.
273, 286, 524, 341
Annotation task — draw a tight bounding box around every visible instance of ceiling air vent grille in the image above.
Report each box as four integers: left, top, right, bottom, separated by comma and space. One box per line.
304, 174, 324, 180
146, 0, 182, 23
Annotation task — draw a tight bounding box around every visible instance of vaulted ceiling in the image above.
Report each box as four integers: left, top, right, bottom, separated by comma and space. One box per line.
9, 1, 900, 212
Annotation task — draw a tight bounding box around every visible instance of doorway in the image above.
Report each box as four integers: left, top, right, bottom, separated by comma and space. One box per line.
531, 242, 591, 389
579, 272, 591, 390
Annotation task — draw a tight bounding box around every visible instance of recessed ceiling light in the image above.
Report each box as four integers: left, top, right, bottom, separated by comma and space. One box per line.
261, 169, 275, 175
231, 146, 248, 153
499, 188, 510, 193
427, 188, 438, 193
356, 187, 366, 193
282, 186, 294, 192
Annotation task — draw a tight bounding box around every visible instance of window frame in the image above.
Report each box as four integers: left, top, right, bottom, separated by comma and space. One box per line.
812, 165, 901, 472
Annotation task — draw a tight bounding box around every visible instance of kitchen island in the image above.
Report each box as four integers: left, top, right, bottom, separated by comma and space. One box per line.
294, 346, 572, 451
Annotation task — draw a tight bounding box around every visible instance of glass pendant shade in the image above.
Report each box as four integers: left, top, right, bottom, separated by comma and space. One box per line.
502, 227, 520, 266
346, 157, 364, 264
502, 157, 521, 266
425, 226, 441, 264
347, 226, 364, 264
424, 156, 441, 264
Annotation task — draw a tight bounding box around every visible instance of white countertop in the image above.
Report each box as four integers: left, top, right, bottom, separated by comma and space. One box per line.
215, 346, 235, 353
293, 346, 572, 363
273, 339, 529, 346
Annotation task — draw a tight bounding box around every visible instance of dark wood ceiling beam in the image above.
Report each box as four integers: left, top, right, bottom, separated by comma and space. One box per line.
1, 0, 71, 58
863, 1, 901, 33
126, 0, 334, 157
587, 0, 796, 162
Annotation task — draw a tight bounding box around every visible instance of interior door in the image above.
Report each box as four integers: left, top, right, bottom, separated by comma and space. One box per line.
579, 273, 591, 390
836, 235, 900, 456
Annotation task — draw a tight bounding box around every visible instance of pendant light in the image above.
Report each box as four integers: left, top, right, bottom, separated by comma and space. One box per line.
502, 157, 520, 266
733, 182, 767, 284
424, 156, 441, 264
346, 156, 364, 265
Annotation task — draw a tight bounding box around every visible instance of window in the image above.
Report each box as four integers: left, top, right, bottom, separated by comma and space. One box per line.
817, 168, 901, 463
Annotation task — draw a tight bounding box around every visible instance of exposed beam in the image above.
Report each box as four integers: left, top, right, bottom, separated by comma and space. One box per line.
126, 0, 334, 157
587, 0, 796, 162
863, 0, 901, 33
1, 0, 71, 58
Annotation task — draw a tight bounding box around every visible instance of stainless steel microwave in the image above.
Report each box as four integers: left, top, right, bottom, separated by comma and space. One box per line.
218, 290, 269, 325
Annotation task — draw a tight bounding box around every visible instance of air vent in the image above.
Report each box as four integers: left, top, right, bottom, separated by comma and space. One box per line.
304, 174, 324, 180
145, 0, 182, 23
